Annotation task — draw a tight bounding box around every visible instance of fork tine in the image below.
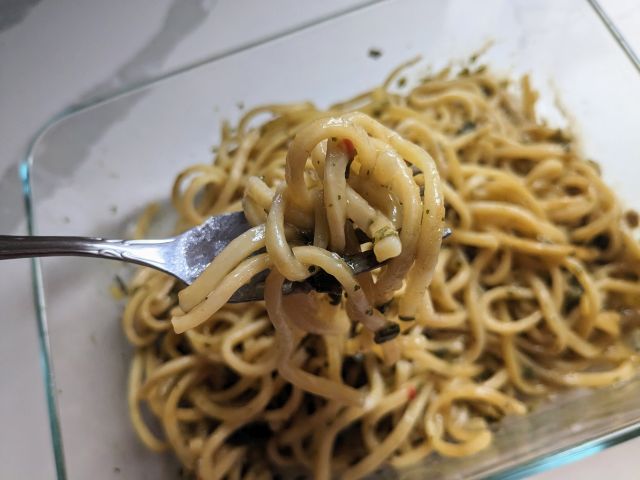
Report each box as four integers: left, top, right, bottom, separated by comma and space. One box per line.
227, 226, 452, 303
227, 251, 381, 303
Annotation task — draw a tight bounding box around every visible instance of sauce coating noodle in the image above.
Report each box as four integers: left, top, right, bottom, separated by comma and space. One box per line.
122, 63, 640, 479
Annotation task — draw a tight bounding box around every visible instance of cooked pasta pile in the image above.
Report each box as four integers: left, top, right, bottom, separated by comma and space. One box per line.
122, 61, 640, 479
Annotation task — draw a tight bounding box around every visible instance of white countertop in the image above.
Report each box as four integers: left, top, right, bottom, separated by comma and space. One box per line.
1, 1, 639, 478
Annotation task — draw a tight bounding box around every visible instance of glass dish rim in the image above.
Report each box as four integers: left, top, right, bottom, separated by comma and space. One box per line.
15, 1, 640, 478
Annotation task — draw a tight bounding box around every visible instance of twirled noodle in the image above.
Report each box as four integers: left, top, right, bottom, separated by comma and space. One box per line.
121, 62, 640, 479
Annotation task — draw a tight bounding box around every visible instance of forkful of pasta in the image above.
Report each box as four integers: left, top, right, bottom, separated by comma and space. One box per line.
3, 112, 448, 349
0, 211, 451, 302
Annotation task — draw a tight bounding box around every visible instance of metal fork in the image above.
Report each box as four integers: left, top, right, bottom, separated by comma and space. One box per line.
1, 212, 449, 302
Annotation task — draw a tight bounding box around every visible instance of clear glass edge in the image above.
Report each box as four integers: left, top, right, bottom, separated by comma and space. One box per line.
483, 421, 640, 480
586, 0, 640, 75
16, 1, 640, 478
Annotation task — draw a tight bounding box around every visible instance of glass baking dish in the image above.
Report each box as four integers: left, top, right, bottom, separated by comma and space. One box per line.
19, 0, 640, 478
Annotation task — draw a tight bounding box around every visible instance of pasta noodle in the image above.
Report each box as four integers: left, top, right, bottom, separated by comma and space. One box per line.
121, 61, 640, 479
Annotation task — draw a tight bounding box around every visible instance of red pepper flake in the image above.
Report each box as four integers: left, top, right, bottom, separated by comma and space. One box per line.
407, 385, 417, 401
341, 138, 356, 158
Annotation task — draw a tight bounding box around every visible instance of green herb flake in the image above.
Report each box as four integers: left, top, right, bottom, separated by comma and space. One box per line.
374, 322, 400, 344
368, 48, 382, 59
522, 365, 535, 380
373, 226, 398, 241
456, 121, 477, 136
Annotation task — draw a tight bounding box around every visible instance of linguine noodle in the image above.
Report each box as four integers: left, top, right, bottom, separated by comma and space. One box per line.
121, 62, 640, 479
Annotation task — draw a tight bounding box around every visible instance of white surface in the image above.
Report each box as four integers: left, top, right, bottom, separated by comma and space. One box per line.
1, 1, 639, 479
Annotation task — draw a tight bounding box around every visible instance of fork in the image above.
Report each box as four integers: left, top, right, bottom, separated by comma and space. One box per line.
0, 212, 450, 302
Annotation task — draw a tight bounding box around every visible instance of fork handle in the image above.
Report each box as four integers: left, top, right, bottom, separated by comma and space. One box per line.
0, 235, 174, 272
